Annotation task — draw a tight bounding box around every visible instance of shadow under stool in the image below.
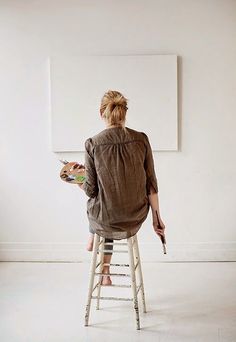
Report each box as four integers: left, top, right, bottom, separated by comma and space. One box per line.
84, 232, 147, 330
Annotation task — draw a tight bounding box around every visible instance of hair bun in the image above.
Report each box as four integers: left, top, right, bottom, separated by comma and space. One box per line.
113, 95, 126, 108
100, 90, 128, 125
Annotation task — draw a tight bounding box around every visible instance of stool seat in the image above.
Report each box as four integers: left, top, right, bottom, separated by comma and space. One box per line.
84, 232, 147, 330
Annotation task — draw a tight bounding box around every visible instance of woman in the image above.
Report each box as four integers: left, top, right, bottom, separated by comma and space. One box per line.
78, 90, 166, 285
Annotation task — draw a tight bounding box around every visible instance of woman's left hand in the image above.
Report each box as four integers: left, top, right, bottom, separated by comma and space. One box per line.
77, 183, 84, 190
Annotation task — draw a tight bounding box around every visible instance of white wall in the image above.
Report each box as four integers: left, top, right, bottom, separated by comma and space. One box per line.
1, 0, 236, 261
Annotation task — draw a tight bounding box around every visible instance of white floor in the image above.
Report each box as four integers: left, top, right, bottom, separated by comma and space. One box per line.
0, 261, 236, 342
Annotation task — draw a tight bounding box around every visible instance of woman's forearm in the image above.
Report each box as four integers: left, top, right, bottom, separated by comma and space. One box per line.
148, 186, 161, 221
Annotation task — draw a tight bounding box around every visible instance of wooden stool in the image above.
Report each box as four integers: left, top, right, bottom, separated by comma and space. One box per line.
84, 232, 147, 330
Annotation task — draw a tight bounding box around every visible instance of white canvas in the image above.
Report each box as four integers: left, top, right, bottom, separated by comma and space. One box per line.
49, 54, 178, 151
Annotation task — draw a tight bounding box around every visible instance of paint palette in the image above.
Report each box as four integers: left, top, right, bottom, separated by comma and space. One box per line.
59, 159, 86, 184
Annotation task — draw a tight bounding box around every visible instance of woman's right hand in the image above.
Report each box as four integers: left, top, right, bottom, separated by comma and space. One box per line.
153, 216, 166, 238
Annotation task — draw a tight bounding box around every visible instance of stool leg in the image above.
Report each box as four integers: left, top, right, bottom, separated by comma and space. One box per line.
127, 236, 140, 330
96, 237, 105, 310
84, 233, 100, 326
133, 234, 147, 313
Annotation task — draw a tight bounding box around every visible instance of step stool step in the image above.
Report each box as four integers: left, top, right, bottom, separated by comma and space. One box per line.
91, 295, 133, 301
95, 272, 131, 277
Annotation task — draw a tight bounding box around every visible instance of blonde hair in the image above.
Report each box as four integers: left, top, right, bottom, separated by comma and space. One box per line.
100, 90, 128, 132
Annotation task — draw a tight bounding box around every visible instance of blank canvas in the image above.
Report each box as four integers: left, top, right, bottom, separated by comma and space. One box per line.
49, 54, 178, 151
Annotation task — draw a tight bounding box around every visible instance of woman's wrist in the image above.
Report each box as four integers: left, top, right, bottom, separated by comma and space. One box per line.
151, 208, 161, 221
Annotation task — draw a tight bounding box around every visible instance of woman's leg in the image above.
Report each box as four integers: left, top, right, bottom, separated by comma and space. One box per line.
87, 226, 95, 251
87, 226, 114, 284
102, 238, 113, 285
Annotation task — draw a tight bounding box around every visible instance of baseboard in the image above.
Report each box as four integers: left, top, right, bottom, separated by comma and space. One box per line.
0, 241, 236, 262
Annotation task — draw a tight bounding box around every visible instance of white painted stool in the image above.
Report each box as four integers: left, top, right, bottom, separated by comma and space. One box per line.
84, 232, 147, 330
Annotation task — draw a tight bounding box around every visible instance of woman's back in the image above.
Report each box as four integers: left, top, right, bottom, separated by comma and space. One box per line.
83, 126, 158, 240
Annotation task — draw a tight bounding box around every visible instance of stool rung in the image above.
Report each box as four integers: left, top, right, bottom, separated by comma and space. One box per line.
95, 261, 101, 268
135, 261, 139, 270
104, 242, 127, 246
91, 295, 133, 301
95, 272, 130, 277
92, 282, 100, 293
98, 249, 128, 253
101, 284, 131, 288
103, 263, 129, 267
93, 282, 139, 290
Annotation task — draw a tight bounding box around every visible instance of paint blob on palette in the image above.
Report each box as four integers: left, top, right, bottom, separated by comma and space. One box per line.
59, 159, 86, 184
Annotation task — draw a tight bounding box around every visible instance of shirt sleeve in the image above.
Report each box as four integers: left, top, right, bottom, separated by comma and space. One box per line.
142, 132, 159, 195
83, 138, 99, 198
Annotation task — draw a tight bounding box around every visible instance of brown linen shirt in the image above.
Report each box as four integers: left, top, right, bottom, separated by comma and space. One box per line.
83, 126, 158, 240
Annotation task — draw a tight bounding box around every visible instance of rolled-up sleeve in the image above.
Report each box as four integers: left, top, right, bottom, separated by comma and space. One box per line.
142, 132, 159, 195
83, 138, 99, 198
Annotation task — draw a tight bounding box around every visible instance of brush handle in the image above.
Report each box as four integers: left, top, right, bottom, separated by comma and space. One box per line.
155, 210, 167, 254
59, 159, 69, 165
